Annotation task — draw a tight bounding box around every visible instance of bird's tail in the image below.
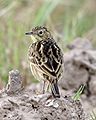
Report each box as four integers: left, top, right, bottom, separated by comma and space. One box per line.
51, 80, 60, 98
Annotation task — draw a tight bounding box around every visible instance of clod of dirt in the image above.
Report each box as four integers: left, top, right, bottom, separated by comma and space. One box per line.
0, 92, 86, 120
0, 70, 87, 120
3, 70, 23, 95
60, 50, 89, 91
89, 75, 96, 95
59, 38, 96, 114
67, 37, 93, 50
60, 38, 96, 95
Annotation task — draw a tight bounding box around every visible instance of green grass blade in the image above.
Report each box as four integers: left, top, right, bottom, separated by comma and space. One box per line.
90, 111, 96, 120
72, 85, 85, 101
33, 0, 61, 26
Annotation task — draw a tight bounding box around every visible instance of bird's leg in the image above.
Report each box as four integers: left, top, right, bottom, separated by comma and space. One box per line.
43, 81, 50, 93
43, 81, 46, 94
47, 82, 50, 92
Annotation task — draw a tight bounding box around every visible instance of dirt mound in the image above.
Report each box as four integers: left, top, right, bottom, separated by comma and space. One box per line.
59, 38, 96, 113
0, 70, 87, 120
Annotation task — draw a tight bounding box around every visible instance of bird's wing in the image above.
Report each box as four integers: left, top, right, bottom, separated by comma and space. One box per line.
28, 40, 63, 79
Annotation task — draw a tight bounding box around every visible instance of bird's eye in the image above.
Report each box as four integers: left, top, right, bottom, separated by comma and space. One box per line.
38, 30, 43, 36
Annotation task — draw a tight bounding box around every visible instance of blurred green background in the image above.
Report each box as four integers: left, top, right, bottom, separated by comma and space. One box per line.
0, 0, 96, 88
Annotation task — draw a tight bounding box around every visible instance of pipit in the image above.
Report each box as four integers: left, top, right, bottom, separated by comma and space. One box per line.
26, 26, 63, 98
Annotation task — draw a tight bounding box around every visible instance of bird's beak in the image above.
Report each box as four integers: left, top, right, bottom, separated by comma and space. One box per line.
25, 31, 33, 35
25, 31, 37, 43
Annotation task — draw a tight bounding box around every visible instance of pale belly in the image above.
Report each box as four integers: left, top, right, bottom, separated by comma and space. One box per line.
30, 63, 45, 81
30, 63, 63, 82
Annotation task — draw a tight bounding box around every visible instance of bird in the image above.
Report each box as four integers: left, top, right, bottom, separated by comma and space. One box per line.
25, 26, 63, 98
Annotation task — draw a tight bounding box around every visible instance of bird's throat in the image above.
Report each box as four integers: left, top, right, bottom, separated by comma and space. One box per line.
30, 35, 38, 43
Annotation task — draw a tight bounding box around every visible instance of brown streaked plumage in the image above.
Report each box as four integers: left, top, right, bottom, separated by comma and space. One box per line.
26, 26, 63, 98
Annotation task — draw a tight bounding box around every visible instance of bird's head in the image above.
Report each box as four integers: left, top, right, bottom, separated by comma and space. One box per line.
25, 26, 52, 42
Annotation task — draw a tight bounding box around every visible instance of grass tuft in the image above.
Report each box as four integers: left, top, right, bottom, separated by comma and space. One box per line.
72, 85, 85, 101
90, 111, 96, 120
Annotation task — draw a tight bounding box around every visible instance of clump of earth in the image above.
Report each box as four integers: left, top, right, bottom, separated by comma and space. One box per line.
59, 37, 96, 114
